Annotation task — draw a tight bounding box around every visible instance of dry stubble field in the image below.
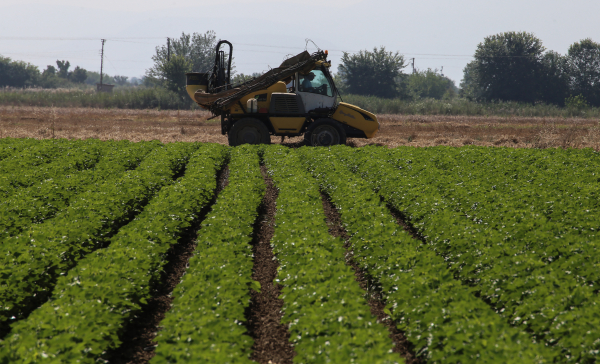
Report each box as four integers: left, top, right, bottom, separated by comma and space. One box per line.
1, 106, 599, 150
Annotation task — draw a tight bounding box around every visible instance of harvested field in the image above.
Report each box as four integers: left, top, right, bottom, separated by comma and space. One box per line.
1, 106, 599, 149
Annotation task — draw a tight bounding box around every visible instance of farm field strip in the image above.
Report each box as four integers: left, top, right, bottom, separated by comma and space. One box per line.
0, 138, 598, 363
0, 142, 198, 335
0, 138, 37, 162
343, 145, 600, 362
263, 146, 398, 363
380, 146, 600, 358
0, 140, 159, 239
152, 145, 263, 363
0, 139, 77, 197
302, 147, 552, 363
0, 143, 227, 363
0, 139, 105, 198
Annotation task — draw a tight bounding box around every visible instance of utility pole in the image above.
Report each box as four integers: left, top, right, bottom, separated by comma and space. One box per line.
167, 37, 171, 62
411, 58, 415, 74
100, 39, 106, 86
441, 66, 444, 76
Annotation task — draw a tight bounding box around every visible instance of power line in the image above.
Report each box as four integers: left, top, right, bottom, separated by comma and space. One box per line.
0, 36, 545, 59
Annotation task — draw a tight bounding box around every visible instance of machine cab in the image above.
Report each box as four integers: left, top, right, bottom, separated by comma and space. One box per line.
294, 66, 337, 112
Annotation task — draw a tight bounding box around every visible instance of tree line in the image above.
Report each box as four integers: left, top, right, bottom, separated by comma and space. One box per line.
461, 32, 600, 107
1, 31, 598, 109
338, 32, 600, 107
0, 57, 137, 89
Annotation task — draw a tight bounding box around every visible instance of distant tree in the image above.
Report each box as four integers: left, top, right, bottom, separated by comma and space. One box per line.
539, 51, 570, 106
85, 71, 115, 86
232, 72, 263, 85
70, 66, 87, 84
459, 61, 484, 100
339, 47, 407, 98
0, 56, 40, 87
471, 31, 546, 103
162, 55, 193, 97
567, 38, 600, 107
147, 31, 231, 99
56, 60, 71, 79
113, 75, 129, 86
406, 68, 456, 100
42, 65, 56, 77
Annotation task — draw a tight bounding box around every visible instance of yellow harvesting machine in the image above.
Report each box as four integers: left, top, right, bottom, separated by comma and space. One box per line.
185, 41, 379, 146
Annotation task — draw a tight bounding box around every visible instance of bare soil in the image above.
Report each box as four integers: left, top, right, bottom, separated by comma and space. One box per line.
246, 166, 296, 364
1, 106, 599, 150
104, 165, 230, 364
320, 192, 422, 364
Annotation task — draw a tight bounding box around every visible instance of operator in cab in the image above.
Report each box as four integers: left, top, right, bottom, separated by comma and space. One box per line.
299, 72, 316, 92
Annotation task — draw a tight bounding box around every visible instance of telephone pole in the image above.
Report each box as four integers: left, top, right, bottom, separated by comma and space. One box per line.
100, 39, 106, 86
411, 58, 415, 74
167, 37, 171, 62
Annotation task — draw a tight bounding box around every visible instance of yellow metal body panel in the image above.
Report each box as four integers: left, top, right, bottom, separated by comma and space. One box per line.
332, 102, 379, 138
229, 82, 287, 114
269, 117, 306, 133
186, 85, 207, 101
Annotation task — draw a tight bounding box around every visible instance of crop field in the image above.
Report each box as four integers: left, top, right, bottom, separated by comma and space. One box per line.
0, 138, 599, 363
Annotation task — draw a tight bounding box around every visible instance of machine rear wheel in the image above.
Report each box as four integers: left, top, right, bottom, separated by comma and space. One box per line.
228, 118, 271, 146
304, 119, 346, 147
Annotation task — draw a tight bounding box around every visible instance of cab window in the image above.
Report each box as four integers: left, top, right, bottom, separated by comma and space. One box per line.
298, 69, 333, 97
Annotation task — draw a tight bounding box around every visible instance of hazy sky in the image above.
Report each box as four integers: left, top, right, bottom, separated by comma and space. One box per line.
1, 0, 599, 85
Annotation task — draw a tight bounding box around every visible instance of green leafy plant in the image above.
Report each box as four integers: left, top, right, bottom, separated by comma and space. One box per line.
0, 143, 227, 363
0, 142, 198, 335
263, 146, 398, 364
152, 145, 262, 364
299, 146, 554, 363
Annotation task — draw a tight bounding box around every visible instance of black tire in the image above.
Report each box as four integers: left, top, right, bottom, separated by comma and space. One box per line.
228, 118, 271, 146
304, 119, 347, 147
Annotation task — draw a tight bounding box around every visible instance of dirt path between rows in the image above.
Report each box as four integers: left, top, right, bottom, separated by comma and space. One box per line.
105, 165, 230, 364
320, 192, 422, 364
246, 166, 296, 364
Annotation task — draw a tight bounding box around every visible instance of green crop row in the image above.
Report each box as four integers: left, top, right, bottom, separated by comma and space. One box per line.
0, 140, 159, 239
0, 139, 106, 198
0, 138, 76, 197
263, 146, 398, 364
342, 145, 600, 362
0, 143, 228, 364
0, 138, 36, 162
301, 146, 553, 363
151, 145, 263, 364
0, 142, 198, 334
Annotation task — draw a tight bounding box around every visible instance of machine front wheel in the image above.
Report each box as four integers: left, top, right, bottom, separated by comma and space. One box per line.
228, 118, 271, 146
304, 119, 347, 147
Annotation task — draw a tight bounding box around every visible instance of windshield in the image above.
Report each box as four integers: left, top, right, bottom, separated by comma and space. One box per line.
298, 69, 333, 97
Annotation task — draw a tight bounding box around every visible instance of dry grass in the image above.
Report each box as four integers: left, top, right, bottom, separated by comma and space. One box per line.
1, 106, 599, 150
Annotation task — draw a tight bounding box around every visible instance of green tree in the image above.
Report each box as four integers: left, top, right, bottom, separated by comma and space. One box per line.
70, 66, 87, 84
459, 61, 484, 100
567, 38, 600, 107
0, 56, 40, 87
406, 68, 456, 100
471, 31, 546, 103
161, 55, 193, 97
56, 60, 70, 79
147, 31, 229, 99
338, 47, 407, 98
539, 51, 570, 106
113, 75, 129, 86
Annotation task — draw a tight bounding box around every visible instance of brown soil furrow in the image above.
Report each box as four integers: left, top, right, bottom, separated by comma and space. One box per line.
105, 165, 230, 364
320, 192, 422, 364
2, 106, 599, 150
246, 166, 295, 364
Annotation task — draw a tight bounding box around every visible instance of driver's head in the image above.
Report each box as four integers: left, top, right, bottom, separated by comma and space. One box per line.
306, 72, 315, 80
